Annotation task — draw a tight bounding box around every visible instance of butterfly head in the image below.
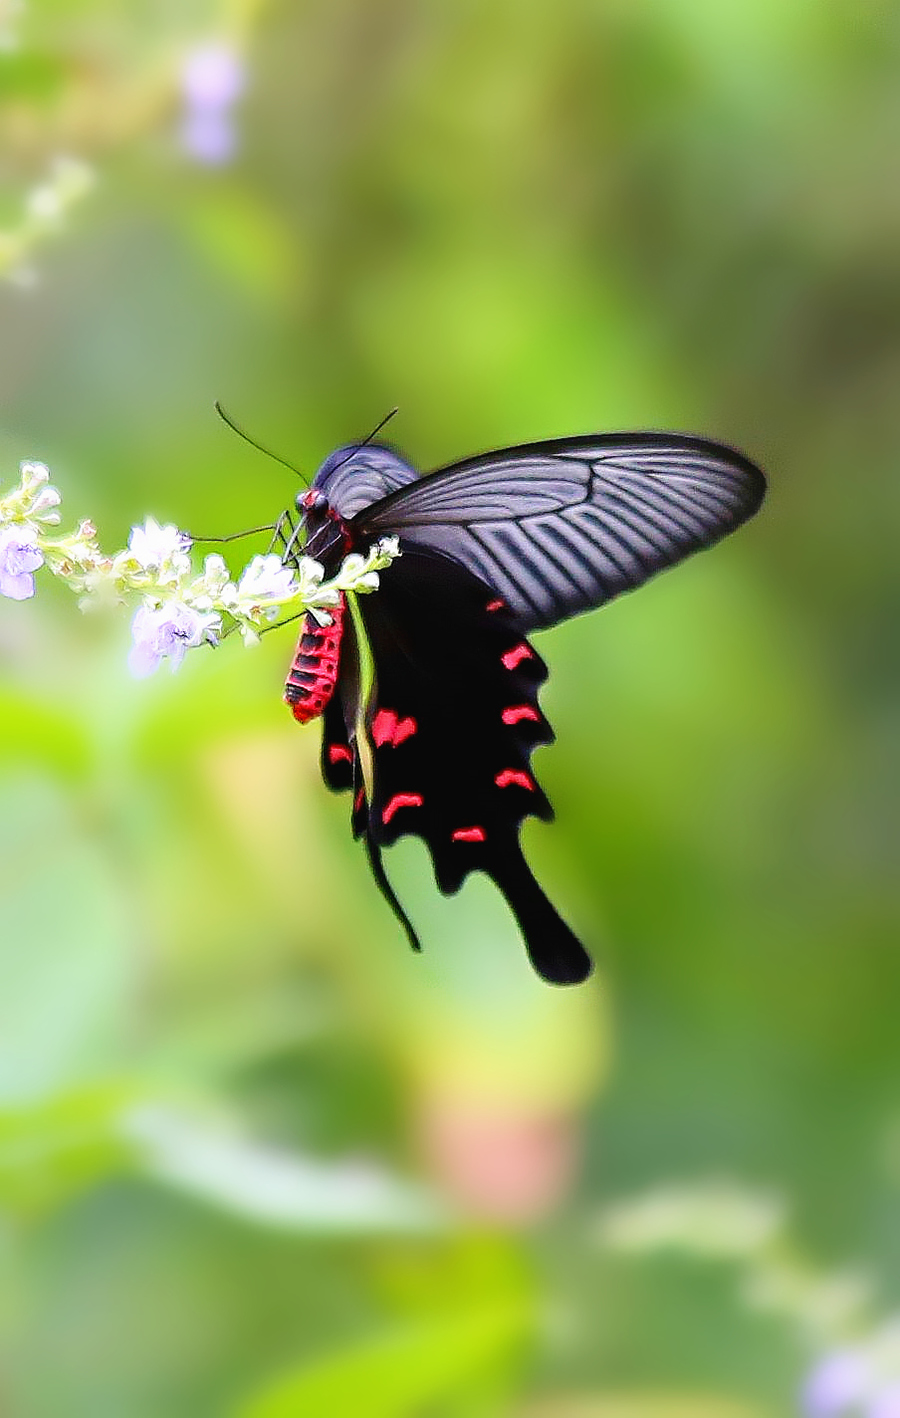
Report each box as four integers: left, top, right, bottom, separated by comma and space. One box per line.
297, 488, 328, 516
296, 487, 352, 569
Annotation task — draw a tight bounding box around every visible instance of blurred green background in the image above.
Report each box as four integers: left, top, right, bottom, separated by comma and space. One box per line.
1, 2, 899, 1415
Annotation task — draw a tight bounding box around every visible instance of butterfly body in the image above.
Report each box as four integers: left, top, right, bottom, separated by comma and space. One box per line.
280, 431, 766, 985
283, 596, 348, 724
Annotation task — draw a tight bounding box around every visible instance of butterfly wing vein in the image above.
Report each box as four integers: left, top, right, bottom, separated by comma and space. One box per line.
353, 436, 765, 631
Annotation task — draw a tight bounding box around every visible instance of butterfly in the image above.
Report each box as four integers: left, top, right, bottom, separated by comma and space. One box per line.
274, 430, 765, 986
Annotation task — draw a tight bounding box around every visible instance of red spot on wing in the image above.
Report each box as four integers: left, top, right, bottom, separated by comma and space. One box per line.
372, 709, 397, 745
451, 827, 486, 843
372, 708, 418, 747
495, 769, 534, 790
382, 792, 424, 824
328, 743, 353, 764
392, 717, 417, 746
501, 705, 540, 725
486, 598, 505, 612
354, 787, 365, 813
501, 643, 533, 671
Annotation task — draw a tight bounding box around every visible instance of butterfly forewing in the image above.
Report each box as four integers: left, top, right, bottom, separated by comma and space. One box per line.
349, 433, 765, 632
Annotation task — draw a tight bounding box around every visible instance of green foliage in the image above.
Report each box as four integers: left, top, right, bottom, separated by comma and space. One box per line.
0, 1085, 134, 1219
238, 1250, 531, 1418
237, 1308, 524, 1418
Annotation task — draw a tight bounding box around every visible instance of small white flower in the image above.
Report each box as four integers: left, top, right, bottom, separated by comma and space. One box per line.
182, 553, 233, 613
200, 553, 231, 593
128, 601, 220, 678
127, 517, 192, 570
339, 553, 365, 580
311, 589, 340, 610
19, 460, 51, 489
293, 555, 326, 595
29, 486, 62, 521
236, 553, 297, 602
0, 524, 43, 599
373, 535, 400, 565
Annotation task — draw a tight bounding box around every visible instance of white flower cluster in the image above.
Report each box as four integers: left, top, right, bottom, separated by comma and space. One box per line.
0, 458, 400, 676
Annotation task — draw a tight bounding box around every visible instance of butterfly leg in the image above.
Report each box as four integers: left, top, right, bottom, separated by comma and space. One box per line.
268, 508, 297, 560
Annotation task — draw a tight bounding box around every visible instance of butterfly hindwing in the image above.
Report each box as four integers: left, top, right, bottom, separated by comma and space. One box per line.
351, 546, 591, 984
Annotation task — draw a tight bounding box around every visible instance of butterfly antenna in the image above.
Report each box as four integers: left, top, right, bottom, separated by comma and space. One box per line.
215, 401, 309, 486
329, 407, 399, 477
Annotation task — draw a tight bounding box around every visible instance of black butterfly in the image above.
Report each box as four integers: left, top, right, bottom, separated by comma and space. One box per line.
276, 431, 765, 986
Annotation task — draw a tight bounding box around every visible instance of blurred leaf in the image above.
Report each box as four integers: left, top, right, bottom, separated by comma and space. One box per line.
516, 1394, 771, 1418
0, 772, 134, 1100
0, 51, 68, 101
0, 1083, 135, 1219
180, 186, 296, 304
236, 1300, 531, 1418
0, 688, 90, 777
126, 1104, 447, 1235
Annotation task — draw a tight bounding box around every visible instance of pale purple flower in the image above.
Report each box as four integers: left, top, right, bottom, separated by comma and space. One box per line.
871, 1384, 900, 1418
0, 525, 43, 599
237, 554, 296, 602
129, 602, 218, 678
128, 517, 191, 570
180, 43, 245, 166
181, 110, 236, 166
803, 1350, 871, 1416
182, 44, 244, 107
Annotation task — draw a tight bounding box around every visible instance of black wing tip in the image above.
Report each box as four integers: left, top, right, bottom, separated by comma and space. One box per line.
490, 851, 595, 987
741, 455, 768, 517
612, 429, 768, 517
532, 938, 594, 986
617, 429, 767, 528
699, 435, 766, 517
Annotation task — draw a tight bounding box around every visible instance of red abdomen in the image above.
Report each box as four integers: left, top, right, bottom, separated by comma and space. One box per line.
283, 595, 346, 723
